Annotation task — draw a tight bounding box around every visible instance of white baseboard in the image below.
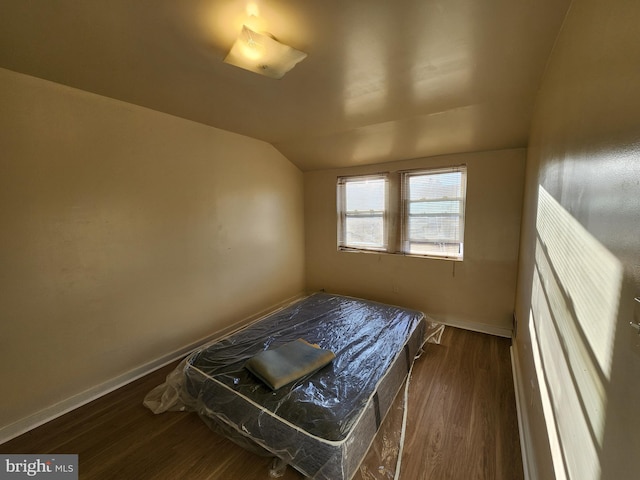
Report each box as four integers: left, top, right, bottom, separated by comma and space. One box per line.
437, 317, 513, 338
511, 344, 536, 480
0, 293, 304, 445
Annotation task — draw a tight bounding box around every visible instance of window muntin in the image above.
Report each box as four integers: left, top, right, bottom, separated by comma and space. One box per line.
402, 167, 466, 259
337, 174, 388, 251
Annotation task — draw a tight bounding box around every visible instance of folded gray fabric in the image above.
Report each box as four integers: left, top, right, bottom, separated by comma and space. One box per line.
245, 339, 336, 390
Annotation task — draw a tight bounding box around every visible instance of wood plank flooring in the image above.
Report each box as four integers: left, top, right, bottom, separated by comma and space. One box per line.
1, 327, 523, 479
400, 328, 523, 480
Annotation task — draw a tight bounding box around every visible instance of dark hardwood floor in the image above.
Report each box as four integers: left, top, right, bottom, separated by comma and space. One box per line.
1, 327, 523, 479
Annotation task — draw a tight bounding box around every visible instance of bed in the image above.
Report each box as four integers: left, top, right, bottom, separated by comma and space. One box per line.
144, 292, 443, 479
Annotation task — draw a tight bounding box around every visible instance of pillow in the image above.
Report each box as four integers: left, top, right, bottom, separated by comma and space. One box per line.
245, 339, 336, 390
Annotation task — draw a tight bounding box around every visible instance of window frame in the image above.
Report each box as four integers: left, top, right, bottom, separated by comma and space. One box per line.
336, 173, 389, 252
336, 165, 467, 260
400, 166, 467, 260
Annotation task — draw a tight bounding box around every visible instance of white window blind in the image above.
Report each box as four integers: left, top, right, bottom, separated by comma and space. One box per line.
337, 174, 388, 251
402, 166, 466, 259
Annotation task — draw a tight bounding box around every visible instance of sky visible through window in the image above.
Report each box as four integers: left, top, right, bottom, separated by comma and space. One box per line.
344, 178, 385, 248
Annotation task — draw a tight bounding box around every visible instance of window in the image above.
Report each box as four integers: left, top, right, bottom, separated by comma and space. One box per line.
337, 165, 466, 259
337, 174, 388, 251
402, 166, 466, 258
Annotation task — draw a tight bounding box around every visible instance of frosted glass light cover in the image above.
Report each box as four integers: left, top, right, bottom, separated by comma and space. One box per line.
224, 25, 307, 79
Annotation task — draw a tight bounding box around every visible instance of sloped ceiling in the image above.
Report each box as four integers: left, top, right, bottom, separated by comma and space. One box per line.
0, 0, 570, 171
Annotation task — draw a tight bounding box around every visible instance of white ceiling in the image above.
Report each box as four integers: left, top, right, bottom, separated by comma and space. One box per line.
0, 0, 571, 171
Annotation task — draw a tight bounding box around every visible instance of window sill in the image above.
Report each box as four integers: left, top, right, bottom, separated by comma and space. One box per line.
337, 247, 463, 262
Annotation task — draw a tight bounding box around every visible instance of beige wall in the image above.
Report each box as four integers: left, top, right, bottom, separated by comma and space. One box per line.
305, 149, 525, 335
0, 68, 305, 435
513, 0, 640, 477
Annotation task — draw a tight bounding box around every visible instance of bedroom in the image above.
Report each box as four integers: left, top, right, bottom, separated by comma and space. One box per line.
1, 0, 639, 479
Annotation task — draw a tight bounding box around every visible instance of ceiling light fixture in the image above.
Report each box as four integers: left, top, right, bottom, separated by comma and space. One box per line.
223, 24, 307, 79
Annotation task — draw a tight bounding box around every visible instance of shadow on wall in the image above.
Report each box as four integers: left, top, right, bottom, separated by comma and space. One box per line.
528, 184, 640, 479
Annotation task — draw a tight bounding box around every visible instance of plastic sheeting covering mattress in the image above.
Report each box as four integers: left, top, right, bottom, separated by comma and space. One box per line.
145, 293, 442, 479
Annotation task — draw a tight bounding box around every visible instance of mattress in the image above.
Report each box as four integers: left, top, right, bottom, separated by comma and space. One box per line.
145, 293, 440, 479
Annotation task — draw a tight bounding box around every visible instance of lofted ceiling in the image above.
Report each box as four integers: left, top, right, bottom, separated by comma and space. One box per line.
0, 0, 571, 171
